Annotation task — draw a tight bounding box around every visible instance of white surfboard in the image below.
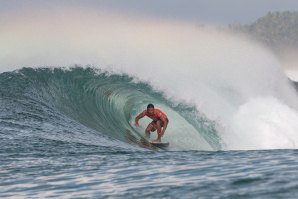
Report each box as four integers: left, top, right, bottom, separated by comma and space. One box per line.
149, 141, 169, 148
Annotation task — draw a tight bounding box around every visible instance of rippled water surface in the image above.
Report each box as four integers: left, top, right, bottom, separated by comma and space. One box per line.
2, 136, 298, 198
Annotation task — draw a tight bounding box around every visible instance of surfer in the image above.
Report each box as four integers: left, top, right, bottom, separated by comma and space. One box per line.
135, 104, 169, 142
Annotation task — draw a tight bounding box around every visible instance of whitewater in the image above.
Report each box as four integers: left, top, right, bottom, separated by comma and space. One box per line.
1, 7, 298, 198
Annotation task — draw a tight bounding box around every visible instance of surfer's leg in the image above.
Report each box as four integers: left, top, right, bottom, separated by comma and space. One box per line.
145, 123, 155, 138
153, 120, 162, 142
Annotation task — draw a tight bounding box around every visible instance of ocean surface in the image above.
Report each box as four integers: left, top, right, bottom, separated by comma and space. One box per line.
1, 67, 298, 198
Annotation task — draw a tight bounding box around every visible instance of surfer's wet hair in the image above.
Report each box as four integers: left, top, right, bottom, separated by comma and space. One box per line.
147, 104, 154, 109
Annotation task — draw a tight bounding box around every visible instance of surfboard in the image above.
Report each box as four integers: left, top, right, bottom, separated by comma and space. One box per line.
149, 141, 169, 148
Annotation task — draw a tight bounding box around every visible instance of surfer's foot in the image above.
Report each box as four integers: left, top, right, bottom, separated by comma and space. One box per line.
152, 139, 161, 142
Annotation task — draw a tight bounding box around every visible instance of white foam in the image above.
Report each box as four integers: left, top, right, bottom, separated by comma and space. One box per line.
227, 97, 298, 150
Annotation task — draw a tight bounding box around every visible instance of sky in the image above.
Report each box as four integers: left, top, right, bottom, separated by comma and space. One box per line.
1, 0, 298, 79
1, 0, 298, 25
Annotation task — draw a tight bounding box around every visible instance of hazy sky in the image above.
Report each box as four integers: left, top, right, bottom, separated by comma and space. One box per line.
1, 0, 298, 25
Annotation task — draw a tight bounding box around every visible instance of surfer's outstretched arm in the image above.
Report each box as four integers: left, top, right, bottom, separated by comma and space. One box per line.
135, 112, 145, 126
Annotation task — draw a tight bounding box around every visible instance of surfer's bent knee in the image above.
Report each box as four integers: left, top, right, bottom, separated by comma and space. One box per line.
146, 123, 154, 133
156, 120, 162, 128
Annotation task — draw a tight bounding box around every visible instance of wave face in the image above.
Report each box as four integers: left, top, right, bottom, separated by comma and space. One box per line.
0, 67, 219, 151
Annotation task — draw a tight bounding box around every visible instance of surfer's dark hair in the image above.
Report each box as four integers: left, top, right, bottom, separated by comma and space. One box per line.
147, 104, 154, 109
